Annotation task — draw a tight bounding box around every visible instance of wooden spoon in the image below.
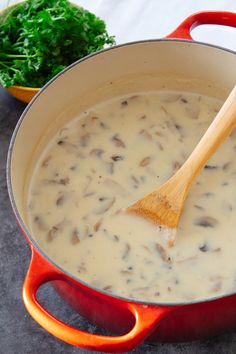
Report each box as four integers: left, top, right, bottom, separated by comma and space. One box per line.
127, 86, 236, 246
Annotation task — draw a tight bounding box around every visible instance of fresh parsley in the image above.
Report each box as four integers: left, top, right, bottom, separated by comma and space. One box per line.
0, 0, 115, 88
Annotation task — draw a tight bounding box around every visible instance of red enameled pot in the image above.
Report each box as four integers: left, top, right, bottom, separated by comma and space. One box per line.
7, 11, 236, 352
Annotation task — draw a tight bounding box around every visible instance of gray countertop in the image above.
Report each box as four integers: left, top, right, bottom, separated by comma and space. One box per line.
1, 90, 236, 354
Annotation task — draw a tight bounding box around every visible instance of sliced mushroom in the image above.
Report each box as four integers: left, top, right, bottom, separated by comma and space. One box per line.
139, 129, 152, 141
93, 218, 103, 232
47, 220, 68, 242
57, 140, 78, 154
41, 155, 52, 168
194, 216, 218, 228
111, 134, 126, 148
122, 243, 131, 260
111, 155, 124, 161
155, 243, 172, 263
93, 197, 116, 215
89, 148, 104, 158
139, 156, 151, 167
71, 228, 80, 245
33, 215, 48, 231
79, 133, 91, 147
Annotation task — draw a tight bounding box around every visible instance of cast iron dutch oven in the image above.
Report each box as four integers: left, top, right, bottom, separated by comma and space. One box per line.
7, 11, 236, 352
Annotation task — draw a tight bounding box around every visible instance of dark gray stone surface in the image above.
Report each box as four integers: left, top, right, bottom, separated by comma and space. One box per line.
0, 87, 235, 354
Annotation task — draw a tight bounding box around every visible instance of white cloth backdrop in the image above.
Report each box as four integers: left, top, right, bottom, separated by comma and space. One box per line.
1, 1, 236, 50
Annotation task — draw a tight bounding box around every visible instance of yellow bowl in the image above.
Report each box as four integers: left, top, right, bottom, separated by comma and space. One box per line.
6, 85, 39, 103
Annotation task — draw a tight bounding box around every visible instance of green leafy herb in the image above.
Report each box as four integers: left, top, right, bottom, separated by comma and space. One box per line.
0, 0, 115, 88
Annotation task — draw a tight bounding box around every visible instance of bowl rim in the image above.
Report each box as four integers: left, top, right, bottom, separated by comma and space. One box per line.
8, 85, 40, 91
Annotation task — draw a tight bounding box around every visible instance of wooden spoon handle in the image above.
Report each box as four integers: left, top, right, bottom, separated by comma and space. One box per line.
173, 85, 236, 196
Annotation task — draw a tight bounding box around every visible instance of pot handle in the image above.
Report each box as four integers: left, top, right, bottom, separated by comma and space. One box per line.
166, 11, 236, 40
23, 248, 173, 352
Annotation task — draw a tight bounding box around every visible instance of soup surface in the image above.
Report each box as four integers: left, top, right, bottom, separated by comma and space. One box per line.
27, 91, 236, 303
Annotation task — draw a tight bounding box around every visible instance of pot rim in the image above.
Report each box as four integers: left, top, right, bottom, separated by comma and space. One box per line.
7, 37, 236, 307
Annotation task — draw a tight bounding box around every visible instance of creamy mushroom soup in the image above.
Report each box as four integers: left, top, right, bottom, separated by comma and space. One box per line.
27, 91, 236, 303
